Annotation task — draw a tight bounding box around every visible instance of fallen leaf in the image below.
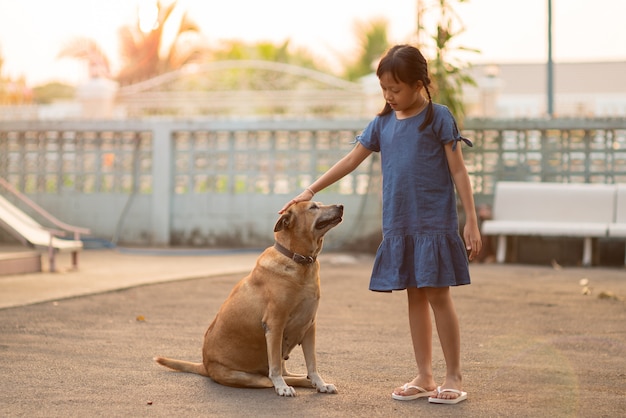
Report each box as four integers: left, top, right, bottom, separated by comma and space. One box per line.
597, 291, 623, 301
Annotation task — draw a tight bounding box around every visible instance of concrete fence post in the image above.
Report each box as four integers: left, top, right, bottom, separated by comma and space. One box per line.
150, 122, 173, 246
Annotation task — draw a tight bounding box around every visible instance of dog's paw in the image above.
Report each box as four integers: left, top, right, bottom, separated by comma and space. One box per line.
275, 385, 297, 397
317, 383, 338, 394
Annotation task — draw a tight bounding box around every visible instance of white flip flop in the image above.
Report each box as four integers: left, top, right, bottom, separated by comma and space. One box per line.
391, 384, 434, 401
428, 386, 468, 404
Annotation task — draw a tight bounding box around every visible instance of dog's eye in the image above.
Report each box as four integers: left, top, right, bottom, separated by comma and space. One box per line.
309, 204, 319, 210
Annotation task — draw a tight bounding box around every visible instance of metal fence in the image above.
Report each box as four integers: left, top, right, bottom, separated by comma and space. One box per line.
1, 118, 625, 248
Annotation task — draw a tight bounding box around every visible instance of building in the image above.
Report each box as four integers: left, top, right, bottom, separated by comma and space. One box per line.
464, 61, 626, 118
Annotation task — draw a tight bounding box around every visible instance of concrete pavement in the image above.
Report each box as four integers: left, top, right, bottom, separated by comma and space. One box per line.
1, 247, 625, 417
0, 248, 261, 309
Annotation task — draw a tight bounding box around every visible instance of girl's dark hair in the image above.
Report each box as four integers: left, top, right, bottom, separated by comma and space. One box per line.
376, 44, 433, 130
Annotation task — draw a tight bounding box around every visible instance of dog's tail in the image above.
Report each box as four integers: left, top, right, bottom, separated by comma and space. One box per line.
153, 356, 209, 377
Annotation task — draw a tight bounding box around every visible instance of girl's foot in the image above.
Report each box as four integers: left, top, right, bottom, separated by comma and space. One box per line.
392, 377, 436, 399
428, 386, 468, 404
428, 376, 465, 403
391, 383, 434, 400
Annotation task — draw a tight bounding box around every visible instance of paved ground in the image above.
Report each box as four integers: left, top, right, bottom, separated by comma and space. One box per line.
1, 249, 625, 417
0, 248, 261, 310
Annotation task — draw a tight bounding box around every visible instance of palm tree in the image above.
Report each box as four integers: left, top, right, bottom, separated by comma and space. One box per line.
57, 38, 111, 79
116, 0, 206, 86
57, 0, 206, 86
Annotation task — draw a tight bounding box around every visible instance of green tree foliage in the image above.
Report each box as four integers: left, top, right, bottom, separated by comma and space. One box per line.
212, 39, 321, 70
31, 82, 75, 104
421, 0, 478, 125
344, 19, 390, 81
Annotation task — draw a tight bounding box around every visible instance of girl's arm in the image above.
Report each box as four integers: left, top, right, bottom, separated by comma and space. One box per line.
279, 142, 372, 213
444, 142, 483, 260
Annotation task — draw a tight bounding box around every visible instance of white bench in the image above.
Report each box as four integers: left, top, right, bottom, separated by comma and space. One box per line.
608, 183, 626, 264
481, 182, 617, 267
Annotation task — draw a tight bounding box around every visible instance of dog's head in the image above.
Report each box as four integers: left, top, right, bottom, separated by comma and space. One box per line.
274, 201, 343, 253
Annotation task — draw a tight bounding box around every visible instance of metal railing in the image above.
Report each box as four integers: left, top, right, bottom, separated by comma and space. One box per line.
0, 176, 90, 270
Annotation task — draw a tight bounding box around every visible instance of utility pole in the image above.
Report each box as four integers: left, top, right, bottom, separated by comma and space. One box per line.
547, 0, 554, 117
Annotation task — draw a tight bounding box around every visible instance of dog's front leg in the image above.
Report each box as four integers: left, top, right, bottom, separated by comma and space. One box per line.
301, 323, 337, 394
263, 318, 296, 396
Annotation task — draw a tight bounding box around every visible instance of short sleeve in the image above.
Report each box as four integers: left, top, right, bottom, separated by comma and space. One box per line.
355, 117, 381, 152
431, 105, 473, 150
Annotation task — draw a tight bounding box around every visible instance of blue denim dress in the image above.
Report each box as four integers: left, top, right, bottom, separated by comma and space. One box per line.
357, 104, 472, 291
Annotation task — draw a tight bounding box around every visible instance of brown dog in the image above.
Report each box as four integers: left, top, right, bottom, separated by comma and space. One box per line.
154, 201, 343, 396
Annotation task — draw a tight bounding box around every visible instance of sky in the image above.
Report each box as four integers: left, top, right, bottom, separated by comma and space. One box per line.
0, 0, 625, 86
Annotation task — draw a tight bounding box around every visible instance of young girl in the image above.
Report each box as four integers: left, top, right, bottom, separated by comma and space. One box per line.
279, 44, 481, 404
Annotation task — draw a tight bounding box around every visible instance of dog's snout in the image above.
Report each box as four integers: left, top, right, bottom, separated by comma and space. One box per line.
336, 204, 344, 212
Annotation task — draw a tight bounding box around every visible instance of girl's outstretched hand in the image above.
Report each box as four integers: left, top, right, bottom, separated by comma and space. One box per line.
278, 188, 315, 213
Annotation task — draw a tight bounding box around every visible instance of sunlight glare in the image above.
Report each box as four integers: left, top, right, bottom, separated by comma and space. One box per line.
138, 0, 159, 33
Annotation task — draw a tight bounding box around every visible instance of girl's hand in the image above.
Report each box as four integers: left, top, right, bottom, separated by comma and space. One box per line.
463, 222, 482, 261
278, 188, 315, 213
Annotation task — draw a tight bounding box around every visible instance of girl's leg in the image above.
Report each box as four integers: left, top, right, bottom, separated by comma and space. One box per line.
424, 286, 463, 400
393, 287, 437, 396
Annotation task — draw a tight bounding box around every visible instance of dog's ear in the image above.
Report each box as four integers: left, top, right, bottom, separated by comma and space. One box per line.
274, 212, 291, 232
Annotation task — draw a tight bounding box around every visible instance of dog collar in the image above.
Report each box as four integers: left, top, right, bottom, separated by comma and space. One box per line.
273, 242, 316, 265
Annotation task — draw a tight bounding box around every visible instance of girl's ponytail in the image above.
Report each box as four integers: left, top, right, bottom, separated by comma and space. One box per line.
420, 85, 434, 131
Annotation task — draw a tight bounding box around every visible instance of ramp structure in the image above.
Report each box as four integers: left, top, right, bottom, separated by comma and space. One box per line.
0, 178, 89, 272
